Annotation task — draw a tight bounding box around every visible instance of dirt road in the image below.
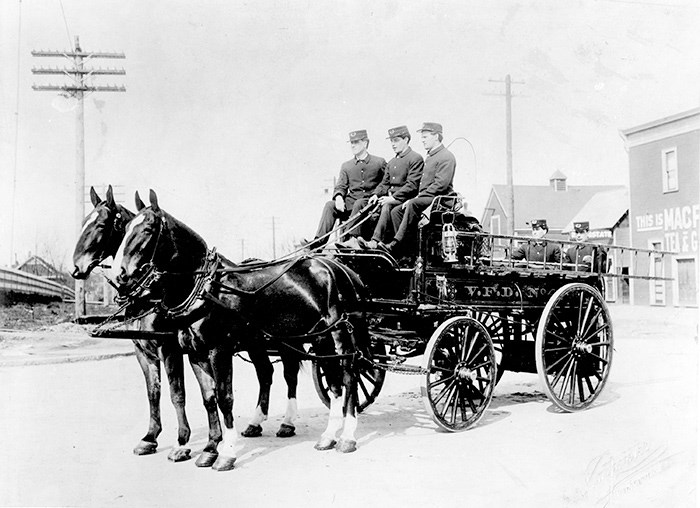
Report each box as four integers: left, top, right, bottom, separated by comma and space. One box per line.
0, 305, 696, 507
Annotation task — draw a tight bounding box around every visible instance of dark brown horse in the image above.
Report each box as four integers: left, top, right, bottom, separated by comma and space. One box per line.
114, 190, 370, 463
72, 185, 195, 463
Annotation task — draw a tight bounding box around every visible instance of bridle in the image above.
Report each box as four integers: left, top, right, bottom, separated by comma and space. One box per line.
115, 212, 168, 305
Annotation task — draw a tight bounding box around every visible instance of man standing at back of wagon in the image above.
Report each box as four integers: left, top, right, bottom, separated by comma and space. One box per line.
305, 129, 386, 249
380, 122, 456, 255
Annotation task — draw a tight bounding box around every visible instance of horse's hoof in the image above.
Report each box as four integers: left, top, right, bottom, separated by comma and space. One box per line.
276, 423, 296, 438
133, 440, 157, 456
241, 424, 263, 438
195, 451, 218, 468
336, 439, 357, 454
314, 437, 337, 451
212, 456, 236, 472
167, 447, 192, 462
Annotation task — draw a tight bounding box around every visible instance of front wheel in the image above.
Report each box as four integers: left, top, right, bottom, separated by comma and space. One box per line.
421, 317, 496, 432
536, 283, 613, 412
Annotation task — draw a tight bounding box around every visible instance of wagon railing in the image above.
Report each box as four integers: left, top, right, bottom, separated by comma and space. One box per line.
448, 230, 675, 281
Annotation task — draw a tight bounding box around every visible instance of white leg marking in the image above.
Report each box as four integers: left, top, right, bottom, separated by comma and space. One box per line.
321, 392, 344, 440
340, 414, 358, 442
282, 398, 298, 426
219, 425, 239, 459
248, 406, 267, 426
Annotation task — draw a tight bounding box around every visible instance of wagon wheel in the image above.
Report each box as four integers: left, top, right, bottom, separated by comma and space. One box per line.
535, 283, 613, 412
472, 311, 507, 385
312, 342, 386, 412
420, 317, 496, 432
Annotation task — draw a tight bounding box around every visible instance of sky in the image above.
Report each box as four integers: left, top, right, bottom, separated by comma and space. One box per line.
1, 0, 698, 269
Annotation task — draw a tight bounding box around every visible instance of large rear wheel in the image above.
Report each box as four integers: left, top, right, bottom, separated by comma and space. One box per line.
420, 317, 496, 432
536, 283, 613, 412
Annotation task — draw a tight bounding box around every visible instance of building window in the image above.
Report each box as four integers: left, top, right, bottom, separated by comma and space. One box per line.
662, 148, 678, 193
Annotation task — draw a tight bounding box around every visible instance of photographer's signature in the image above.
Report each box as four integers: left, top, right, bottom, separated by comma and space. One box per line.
570, 442, 682, 506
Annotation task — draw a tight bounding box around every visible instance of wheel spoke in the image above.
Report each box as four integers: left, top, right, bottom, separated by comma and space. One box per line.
543, 346, 571, 353
580, 307, 603, 340
550, 355, 574, 386
429, 372, 456, 391
469, 359, 493, 371
558, 358, 575, 399
464, 385, 479, 413
434, 378, 458, 407
441, 385, 458, 420
461, 328, 476, 363
579, 295, 593, 335
546, 350, 572, 375
568, 359, 578, 405
546, 328, 574, 344
358, 378, 372, 400
577, 291, 584, 336
466, 342, 487, 365
584, 351, 609, 365
580, 323, 611, 344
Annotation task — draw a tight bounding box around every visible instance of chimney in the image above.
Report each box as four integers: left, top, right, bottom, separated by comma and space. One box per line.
549, 170, 567, 192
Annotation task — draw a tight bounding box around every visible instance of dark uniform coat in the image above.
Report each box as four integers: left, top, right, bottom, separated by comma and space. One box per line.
333, 154, 386, 209
563, 243, 606, 272
374, 147, 424, 202
512, 240, 561, 263
416, 144, 456, 199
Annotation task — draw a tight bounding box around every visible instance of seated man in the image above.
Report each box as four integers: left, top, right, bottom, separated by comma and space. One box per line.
512, 219, 561, 264
379, 122, 456, 255
305, 129, 386, 249
357, 125, 424, 249
563, 221, 606, 272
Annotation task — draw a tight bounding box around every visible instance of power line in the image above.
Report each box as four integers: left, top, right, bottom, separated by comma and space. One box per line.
58, 0, 74, 49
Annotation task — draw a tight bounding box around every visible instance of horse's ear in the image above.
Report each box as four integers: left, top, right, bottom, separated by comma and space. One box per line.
90, 187, 101, 207
105, 185, 115, 207
135, 191, 146, 211
149, 189, 160, 212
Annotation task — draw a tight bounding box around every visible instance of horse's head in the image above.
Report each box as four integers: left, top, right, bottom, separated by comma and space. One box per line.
114, 189, 207, 301
72, 185, 135, 279
113, 189, 167, 292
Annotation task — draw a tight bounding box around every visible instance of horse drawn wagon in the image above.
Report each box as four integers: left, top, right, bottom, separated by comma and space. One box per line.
309, 196, 672, 432
78, 188, 672, 463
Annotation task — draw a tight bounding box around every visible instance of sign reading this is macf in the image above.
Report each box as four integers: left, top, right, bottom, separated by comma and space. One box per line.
634, 204, 700, 254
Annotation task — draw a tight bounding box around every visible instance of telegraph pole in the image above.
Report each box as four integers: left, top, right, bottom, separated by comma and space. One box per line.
32, 35, 126, 318
488, 74, 524, 236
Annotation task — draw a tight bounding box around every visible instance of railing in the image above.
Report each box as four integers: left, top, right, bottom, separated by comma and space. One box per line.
0, 267, 75, 302
451, 231, 675, 281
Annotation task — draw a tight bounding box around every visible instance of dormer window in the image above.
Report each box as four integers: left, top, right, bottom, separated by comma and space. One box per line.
549, 170, 567, 192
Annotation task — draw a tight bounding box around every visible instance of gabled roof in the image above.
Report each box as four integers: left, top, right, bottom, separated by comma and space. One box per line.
562, 188, 629, 233
549, 169, 567, 180
491, 184, 625, 230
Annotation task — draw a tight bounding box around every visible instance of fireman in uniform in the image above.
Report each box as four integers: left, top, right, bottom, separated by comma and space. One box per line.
305, 129, 386, 248
379, 122, 456, 255
512, 219, 561, 263
357, 125, 424, 249
563, 221, 606, 272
